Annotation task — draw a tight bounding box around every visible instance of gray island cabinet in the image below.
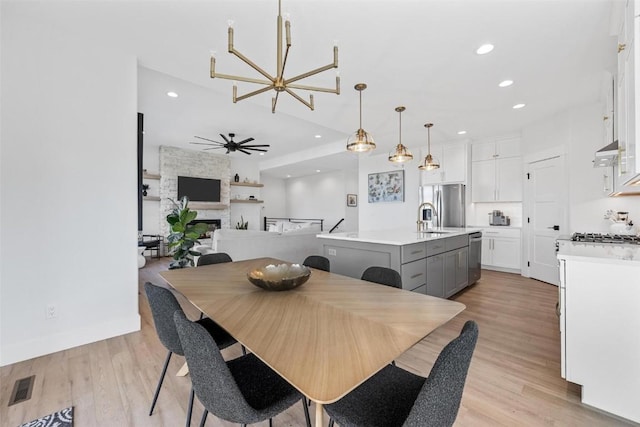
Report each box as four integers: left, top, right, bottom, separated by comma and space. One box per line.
317, 229, 479, 298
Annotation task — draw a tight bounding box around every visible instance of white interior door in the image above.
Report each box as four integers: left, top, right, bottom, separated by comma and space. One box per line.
526, 156, 566, 285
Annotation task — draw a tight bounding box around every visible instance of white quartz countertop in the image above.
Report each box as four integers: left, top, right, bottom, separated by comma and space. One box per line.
316, 227, 482, 246
557, 240, 640, 265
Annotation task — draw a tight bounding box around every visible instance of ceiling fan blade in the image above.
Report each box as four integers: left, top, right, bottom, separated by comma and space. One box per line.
245, 148, 268, 152
220, 134, 231, 144
237, 137, 255, 145
237, 148, 253, 155
240, 144, 270, 148
203, 147, 226, 150
190, 141, 225, 146
194, 136, 223, 144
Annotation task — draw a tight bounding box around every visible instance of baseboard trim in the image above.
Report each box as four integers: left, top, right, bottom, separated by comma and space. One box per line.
0, 314, 141, 366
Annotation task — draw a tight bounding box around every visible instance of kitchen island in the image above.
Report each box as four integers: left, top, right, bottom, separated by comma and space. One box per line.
317, 228, 481, 298
557, 240, 640, 423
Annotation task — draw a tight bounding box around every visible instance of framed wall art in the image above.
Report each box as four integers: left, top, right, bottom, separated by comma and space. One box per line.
347, 194, 358, 207
367, 170, 405, 203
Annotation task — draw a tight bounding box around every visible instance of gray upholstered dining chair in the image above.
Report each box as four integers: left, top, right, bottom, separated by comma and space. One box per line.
196, 252, 232, 266
303, 255, 330, 272
144, 282, 238, 427
173, 310, 312, 427
326, 320, 479, 427
361, 266, 402, 289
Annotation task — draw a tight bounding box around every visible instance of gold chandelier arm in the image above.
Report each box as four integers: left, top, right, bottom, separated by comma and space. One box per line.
234, 84, 276, 103
212, 72, 273, 86
284, 87, 314, 110
271, 91, 280, 113
285, 56, 338, 85
229, 46, 276, 82
286, 80, 339, 94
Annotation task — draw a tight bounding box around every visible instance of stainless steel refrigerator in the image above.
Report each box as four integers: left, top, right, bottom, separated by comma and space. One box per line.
420, 184, 466, 227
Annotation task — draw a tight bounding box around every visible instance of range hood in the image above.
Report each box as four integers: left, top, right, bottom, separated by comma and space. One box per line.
594, 140, 618, 167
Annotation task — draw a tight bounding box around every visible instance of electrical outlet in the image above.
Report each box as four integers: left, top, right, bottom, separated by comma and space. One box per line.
46, 304, 57, 319
327, 248, 337, 256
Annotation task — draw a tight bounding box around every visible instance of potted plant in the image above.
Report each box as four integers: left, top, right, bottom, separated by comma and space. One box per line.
235, 215, 248, 230
166, 196, 208, 269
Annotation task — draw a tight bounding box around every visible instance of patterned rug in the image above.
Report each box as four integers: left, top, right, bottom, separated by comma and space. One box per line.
18, 406, 73, 427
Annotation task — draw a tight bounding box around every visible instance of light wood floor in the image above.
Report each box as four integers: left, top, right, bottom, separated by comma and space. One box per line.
1, 258, 636, 426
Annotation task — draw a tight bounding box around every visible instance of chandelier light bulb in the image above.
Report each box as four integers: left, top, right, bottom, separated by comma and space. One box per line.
227, 19, 234, 28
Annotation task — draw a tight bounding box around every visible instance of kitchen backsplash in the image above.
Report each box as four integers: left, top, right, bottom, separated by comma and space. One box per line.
467, 202, 523, 227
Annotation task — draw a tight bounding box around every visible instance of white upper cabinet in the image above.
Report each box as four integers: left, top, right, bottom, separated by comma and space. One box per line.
421, 142, 468, 185
471, 137, 523, 202
615, 0, 640, 189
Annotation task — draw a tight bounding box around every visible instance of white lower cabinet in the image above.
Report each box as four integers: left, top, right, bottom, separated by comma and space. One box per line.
479, 228, 521, 271
558, 256, 640, 423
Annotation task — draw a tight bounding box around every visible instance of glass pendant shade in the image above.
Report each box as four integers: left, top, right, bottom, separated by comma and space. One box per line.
389, 144, 413, 163
418, 123, 440, 170
347, 128, 376, 152
388, 106, 413, 163
346, 83, 376, 153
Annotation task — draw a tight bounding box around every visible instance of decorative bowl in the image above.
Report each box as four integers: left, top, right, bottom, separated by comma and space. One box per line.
247, 263, 311, 291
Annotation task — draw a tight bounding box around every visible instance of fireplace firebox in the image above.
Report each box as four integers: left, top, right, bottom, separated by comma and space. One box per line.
188, 219, 221, 239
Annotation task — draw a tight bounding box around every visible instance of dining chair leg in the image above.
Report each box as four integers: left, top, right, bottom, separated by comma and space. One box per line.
391, 360, 396, 366
241, 345, 246, 355
269, 419, 273, 427
149, 351, 172, 415
186, 387, 195, 427
199, 410, 208, 427
301, 398, 311, 427
328, 419, 335, 427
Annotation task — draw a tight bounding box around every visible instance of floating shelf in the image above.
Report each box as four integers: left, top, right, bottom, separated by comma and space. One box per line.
189, 202, 228, 210
143, 172, 161, 180
231, 182, 264, 188
144, 196, 161, 201
230, 199, 264, 204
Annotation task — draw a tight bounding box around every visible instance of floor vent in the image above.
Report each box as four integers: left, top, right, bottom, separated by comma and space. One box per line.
8, 375, 35, 406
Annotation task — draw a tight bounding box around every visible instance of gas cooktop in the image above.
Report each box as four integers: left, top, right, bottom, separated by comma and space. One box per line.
571, 232, 640, 245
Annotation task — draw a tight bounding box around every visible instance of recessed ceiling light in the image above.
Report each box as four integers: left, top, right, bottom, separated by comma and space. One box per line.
512, 103, 526, 109
476, 44, 494, 55
286, 174, 291, 178
458, 130, 467, 135
316, 169, 321, 173
314, 134, 322, 139
498, 80, 513, 88
167, 91, 179, 98
259, 152, 265, 156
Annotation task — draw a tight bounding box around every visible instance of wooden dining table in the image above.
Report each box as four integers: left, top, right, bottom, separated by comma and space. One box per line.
160, 257, 466, 426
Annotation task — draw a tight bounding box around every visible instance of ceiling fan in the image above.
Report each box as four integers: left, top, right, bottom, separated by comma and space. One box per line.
190, 133, 270, 155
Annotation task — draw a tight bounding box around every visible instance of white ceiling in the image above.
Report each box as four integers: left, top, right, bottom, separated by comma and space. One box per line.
27, 0, 620, 178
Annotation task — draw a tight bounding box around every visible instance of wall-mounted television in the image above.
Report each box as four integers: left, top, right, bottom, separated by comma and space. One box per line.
177, 176, 221, 202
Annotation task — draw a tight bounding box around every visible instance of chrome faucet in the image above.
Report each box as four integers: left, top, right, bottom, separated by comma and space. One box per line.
417, 202, 439, 231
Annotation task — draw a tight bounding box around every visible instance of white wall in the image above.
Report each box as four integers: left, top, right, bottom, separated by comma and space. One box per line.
0, 6, 140, 365
286, 170, 356, 232
260, 174, 287, 225
358, 153, 420, 231
522, 102, 640, 234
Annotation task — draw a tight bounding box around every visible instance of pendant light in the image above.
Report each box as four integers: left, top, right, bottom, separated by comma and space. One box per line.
418, 123, 440, 170
388, 106, 413, 163
346, 83, 376, 153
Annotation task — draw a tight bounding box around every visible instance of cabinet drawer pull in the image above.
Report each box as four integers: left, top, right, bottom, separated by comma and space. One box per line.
410, 250, 424, 255
410, 273, 423, 279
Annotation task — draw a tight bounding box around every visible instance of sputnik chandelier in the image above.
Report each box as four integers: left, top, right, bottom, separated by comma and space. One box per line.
210, 0, 340, 113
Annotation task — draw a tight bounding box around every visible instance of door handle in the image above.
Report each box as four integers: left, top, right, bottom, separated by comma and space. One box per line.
547, 225, 560, 231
